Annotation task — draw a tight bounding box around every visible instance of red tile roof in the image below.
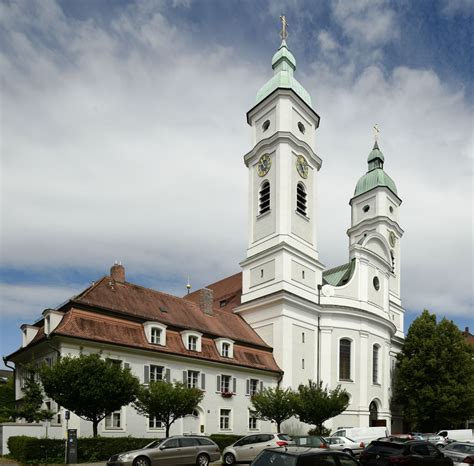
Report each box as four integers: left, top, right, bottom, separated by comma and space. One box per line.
51, 308, 281, 373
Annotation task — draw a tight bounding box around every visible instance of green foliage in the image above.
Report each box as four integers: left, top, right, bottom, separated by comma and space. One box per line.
251, 386, 297, 431
133, 380, 204, 437
7, 436, 154, 463
40, 353, 140, 436
15, 368, 54, 423
394, 310, 474, 431
0, 377, 15, 422
295, 380, 349, 431
208, 434, 242, 451
308, 426, 332, 436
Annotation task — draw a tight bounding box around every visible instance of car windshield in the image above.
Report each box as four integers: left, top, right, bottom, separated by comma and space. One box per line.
295, 436, 325, 446
252, 451, 296, 466
366, 442, 405, 456
144, 439, 166, 449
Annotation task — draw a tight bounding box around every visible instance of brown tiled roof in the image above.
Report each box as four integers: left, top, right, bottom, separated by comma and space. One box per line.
52, 309, 280, 373
71, 275, 264, 347
186, 272, 243, 313
462, 330, 474, 347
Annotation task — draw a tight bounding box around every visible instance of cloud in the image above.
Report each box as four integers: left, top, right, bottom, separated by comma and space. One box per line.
1, 0, 472, 329
440, 0, 474, 16
0, 283, 81, 318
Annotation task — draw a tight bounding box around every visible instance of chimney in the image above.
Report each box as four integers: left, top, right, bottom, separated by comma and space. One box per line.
199, 288, 214, 316
110, 262, 125, 283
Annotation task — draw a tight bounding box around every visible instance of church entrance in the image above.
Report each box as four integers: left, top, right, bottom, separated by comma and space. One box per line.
369, 400, 387, 427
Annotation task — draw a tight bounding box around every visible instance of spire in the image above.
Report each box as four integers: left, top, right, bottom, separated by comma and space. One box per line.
368, 125, 384, 171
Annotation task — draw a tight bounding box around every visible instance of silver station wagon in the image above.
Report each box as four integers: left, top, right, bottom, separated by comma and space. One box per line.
106, 436, 220, 466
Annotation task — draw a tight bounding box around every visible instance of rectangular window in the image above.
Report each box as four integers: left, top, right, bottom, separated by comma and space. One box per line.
249, 411, 258, 430
187, 370, 199, 388
249, 379, 259, 396
222, 342, 230, 357
220, 409, 231, 430
302, 358, 305, 369
149, 416, 164, 429
106, 358, 122, 367
151, 327, 162, 344
105, 410, 121, 429
150, 365, 164, 382
188, 335, 198, 351
302, 332, 305, 343
221, 375, 231, 393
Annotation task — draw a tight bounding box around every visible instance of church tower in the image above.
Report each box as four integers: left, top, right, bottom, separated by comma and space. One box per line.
240, 23, 324, 306
348, 138, 404, 322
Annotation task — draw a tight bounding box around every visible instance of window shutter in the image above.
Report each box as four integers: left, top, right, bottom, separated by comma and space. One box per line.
144, 365, 149, 384
260, 381, 263, 392
165, 368, 171, 383
217, 375, 221, 392
201, 373, 206, 390
233, 377, 237, 393
246, 379, 250, 396
183, 371, 187, 384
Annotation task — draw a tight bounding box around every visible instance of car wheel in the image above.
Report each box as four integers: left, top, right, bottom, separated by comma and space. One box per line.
133, 456, 150, 466
343, 449, 353, 456
223, 452, 236, 465
196, 453, 210, 466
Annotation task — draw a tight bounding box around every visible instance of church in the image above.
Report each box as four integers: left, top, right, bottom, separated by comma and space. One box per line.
6, 25, 405, 439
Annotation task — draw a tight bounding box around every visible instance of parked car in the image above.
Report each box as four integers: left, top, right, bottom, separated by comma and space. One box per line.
293, 435, 329, 449
359, 440, 453, 466
442, 442, 474, 465
106, 436, 220, 466
251, 447, 361, 466
331, 427, 388, 445
325, 436, 365, 456
222, 433, 292, 464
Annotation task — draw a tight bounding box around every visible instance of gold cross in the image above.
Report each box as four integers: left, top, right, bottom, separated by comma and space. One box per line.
373, 124, 380, 141
280, 15, 288, 41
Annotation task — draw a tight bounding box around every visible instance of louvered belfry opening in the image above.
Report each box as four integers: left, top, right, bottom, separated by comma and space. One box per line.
296, 182, 307, 216
259, 181, 270, 214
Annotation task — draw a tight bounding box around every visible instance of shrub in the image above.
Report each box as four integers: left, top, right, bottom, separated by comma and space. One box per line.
209, 434, 242, 451
7, 436, 36, 462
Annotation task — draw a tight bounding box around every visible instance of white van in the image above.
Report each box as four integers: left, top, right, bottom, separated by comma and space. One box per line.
432, 429, 474, 446
331, 427, 389, 445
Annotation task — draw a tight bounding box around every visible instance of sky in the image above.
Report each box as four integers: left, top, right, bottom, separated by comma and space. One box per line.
1, 0, 473, 369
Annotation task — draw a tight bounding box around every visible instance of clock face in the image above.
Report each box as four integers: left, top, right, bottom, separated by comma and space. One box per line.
296, 155, 309, 179
257, 154, 272, 177
389, 231, 396, 247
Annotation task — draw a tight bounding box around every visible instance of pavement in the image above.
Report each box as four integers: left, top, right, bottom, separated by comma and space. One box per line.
0, 462, 223, 466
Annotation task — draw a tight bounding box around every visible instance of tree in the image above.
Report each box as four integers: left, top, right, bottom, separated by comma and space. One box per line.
0, 377, 15, 422
15, 367, 54, 424
250, 386, 297, 432
295, 380, 349, 433
133, 381, 203, 437
394, 310, 474, 432
40, 353, 140, 436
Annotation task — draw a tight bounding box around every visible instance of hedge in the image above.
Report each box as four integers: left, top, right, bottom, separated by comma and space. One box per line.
209, 434, 242, 451
8, 434, 242, 463
7, 436, 153, 463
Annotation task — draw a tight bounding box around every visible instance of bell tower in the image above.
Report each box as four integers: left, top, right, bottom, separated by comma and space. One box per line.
240, 22, 324, 305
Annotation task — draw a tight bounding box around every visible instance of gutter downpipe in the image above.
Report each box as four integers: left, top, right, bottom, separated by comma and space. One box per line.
317, 284, 322, 385
2, 356, 16, 409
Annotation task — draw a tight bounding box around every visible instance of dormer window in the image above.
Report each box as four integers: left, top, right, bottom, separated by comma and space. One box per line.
215, 338, 234, 358
188, 335, 198, 351
181, 330, 202, 352
150, 327, 162, 345
143, 322, 167, 346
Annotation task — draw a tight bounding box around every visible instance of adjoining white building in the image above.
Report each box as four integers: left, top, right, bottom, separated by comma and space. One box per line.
5, 31, 405, 440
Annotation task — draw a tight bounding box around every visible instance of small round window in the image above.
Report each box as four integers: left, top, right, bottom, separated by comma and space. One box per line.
373, 277, 380, 291
262, 120, 270, 132
389, 206, 394, 213
298, 122, 306, 134
363, 205, 370, 213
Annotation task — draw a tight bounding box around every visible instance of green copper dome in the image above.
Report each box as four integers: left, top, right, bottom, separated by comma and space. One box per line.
354, 141, 398, 197
255, 40, 312, 107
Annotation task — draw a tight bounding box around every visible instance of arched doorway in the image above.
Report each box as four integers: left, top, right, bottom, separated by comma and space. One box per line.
369, 401, 378, 426
183, 408, 202, 434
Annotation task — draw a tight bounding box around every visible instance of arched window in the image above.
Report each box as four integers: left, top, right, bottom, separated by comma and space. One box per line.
369, 401, 378, 425
296, 182, 307, 216
372, 345, 380, 384
259, 181, 270, 215
339, 339, 351, 380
